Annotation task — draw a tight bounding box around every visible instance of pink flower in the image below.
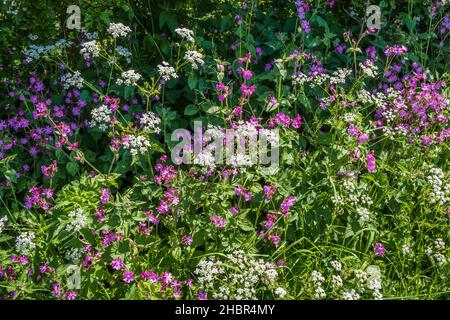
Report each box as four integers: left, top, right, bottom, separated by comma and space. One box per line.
348, 125, 359, 136
210, 215, 226, 228
263, 185, 277, 200
123, 270, 135, 283
374, 242, 386, 256
421, 136, 432, 144
366, 152, 376, 173
100, 188, 110, 204
197, 291, 208, 300
241, 68, 253, 80
147, 212, 160, 225
66, 291, 77, 300
240, 83, 255, 96
268, 96, 277, 106
291, 114, 302, 129
181, 235, 193, 246
280, 196, 296, 215
111, 258, 124, 270
336, 44, 346, 54
358, 133, 369, 143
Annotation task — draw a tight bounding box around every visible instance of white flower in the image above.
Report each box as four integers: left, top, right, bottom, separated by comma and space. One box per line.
275, 287, 287, 298
175, 27, 195, 43
107, 22, 131, 38
311, 270, 325, 285
0, 216, 8, 234
140, 112, 161, 134
122, 134, 152, 156
15, 231, 36, 255
65, 247, 84, 264
194, 250, 280, 300
434, 253, 447, 266
360, 60, 378, 77
24, 39, 73, 63
356, 207, 371, 225
80, 40, 100, 60
90, 105, 113, 131
157, 61, 178, 81
332, 275, 343, 289
329, 68, 351, 85
330, 260, 342, 272
66, 208, 88, 232
342, 289, 360, 300
314, 287, 326, 299
80, 28, 98, 40
184, 50, 205, 69
61, 71, 84, 90
116, 46, 132, 63
434, 238, 446, 251
343, 113, 357, 123
116, 69, 141, 86
402, 244, 411, 255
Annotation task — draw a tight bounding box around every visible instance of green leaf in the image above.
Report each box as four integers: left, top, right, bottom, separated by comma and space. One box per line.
4, 169, 17, 183
188, 76, 197, 89
184, 104, 199, 116
66, 162, 80, 176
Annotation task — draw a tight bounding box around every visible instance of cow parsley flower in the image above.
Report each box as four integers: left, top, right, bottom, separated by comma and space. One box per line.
65, 247, 84, 264
331, 275, 343, 289
107, 23, 132, 38
140, 112, 161, 133
157, 61, 178, 81
122, 134, 152, 156
330, 260, 342, 272
194, 250, 281, 300
401, 244, 411, 255
15, 231, 36, 255
61, 71, 84, 90
314, 287, 326, 299
24, 39, 73, 63
311, 270, 325, 285
175, 27, 195, 43
275, 287, 287, 298
90, 105, 113, 131
0, 216, 8, 234
116, 46, 132, 63
360, 60, 379, 77
116, 70, 141, 86
66, 208, 88, 232
80, 40, 100, 60
184, 50, 205, 69
342, 289, 360, 300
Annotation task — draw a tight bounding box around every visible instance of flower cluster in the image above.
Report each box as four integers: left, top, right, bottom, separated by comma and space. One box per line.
15, 231, 36, 255
427, 168, 450, 206
90, 104, 115, 132
24, 186, 53, 211
184, 50, 205, 69
60, 71, 84, 90
80, 40, 100, 60
116, 70, 141, 86
0, 216, 7, 234
174, 27, 195, 43
157, 61, 178, 81
66, 208, 88, 232
107, 22, 132, 38
194, 250, 283, 299
425, 238, 447, 266
139, 112, 161, 134
121, 134, 152, 156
